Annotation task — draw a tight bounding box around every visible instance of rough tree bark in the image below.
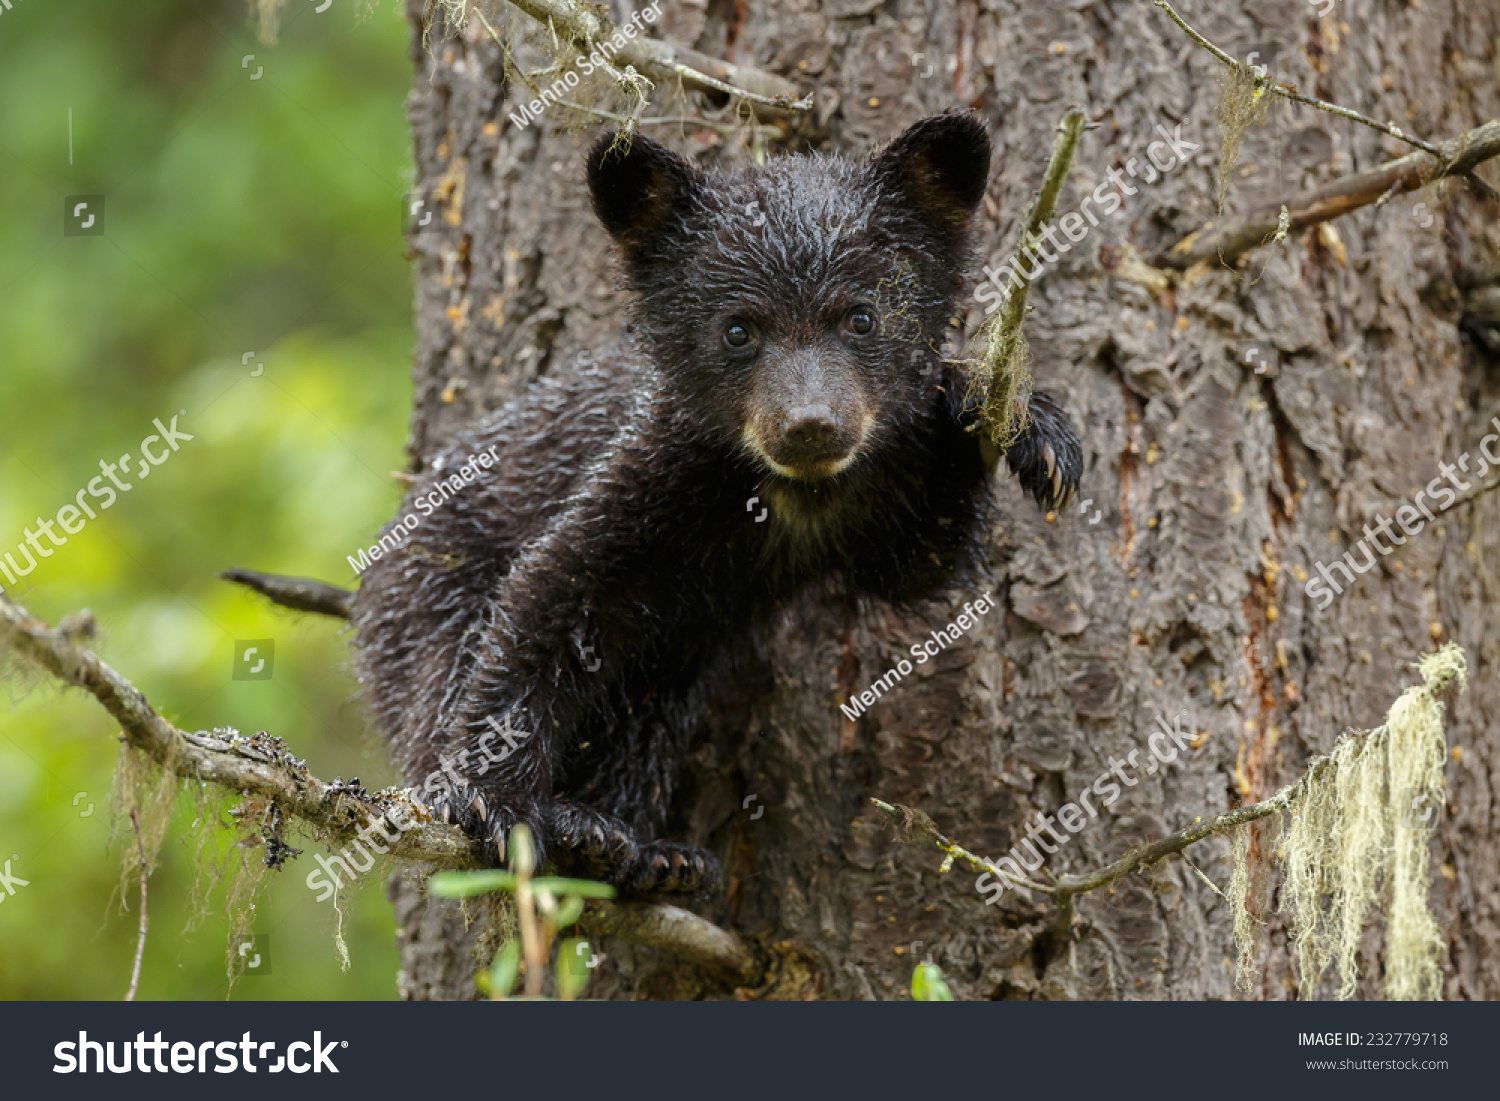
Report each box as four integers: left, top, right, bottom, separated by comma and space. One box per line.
389, 0, 1500, 1000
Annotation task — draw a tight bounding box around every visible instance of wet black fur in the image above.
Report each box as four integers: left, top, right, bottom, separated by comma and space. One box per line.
350, 112, 1082, 894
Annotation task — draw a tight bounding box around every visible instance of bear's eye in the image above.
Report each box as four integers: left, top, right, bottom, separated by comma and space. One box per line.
845, 307, 876, 336
724, 322, 754, 349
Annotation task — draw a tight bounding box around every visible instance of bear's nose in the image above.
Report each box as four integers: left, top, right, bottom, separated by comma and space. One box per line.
783, 404, 838, 449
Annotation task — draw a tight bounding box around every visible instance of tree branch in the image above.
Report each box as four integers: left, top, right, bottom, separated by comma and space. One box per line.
549, 101, 782, 136
124, 808, 149, 1002
220, 568, 355, 618
476, 0, 810, 117
232, 567, 1332, 931
0, 589, 752, 980
1, 589, 476, 864
873, 779, 1295, 904
973, 105, 1088, 448
1154, 1, 1423, 150
581, 898, 755, 980
1153, 0, 1498, 202
1161, 119, 1500, 269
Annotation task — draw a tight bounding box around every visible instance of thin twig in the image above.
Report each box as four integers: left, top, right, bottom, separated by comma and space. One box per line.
873, 780, 1298, 903
1153, 0, 1431, 154
124, 808, 149, 1002
1151, 0, 1251, 71
0, 589, 473, 862
552, 100, 779, 136
1151, 0, 1499, 203
1456, 478, 1500, 509
1177, 850, 1229, 901
220, 569, 355, 618
1371, 178, 1404, 210
869, 799, 1055, 895
0, 590, 753, 978
1162, 119, 1500, 268
478, 0, 810, 116
975, 105, 1088, 444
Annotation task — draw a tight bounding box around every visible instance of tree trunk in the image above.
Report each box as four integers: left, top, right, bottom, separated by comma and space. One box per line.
391, 0, 1500, 1001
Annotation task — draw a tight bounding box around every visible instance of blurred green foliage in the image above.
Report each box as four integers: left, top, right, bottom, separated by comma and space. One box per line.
431, 829, 613, 1000
0, 0, 419, 999
911, 962, 954, 1001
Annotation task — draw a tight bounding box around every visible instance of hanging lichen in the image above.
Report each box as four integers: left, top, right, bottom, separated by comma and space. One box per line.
1381, 645, 1456, 1000
1232, 643, 1464, 1000
965, 310, 1034, 453
110, 742, 183, 914
1330, 730, 1389, 998
250, 0, 290, 45
1214, 65, 1271, 213
963, 108, 1088, 453
1228, 822, 1264, 992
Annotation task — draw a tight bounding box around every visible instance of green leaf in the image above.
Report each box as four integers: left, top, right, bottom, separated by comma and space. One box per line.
489, 940, 521, 1000
555, 895, 587, 927
426, 871, 615, 900
530, 876, 616, 899
911, 962, 954, 1001
557, 938, 593, 999
428, 870, 518, 897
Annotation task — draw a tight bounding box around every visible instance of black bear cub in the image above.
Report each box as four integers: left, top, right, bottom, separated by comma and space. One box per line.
351, 111, 1082, 893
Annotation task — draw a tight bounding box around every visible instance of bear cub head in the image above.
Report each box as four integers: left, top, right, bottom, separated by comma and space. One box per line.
586, 112, 991, 487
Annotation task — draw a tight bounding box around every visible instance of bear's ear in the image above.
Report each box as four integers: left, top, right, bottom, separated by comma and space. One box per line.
587, 131, 701, 257
869, 110, 991, 235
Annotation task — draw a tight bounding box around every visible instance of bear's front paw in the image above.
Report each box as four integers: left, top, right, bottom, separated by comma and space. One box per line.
1003, 389, 1084, 512
546, 805, 719, 896
426, 783, 544, 866
625, 840, 721, 895
546, 801, 642, 875
426, 788, 720, 895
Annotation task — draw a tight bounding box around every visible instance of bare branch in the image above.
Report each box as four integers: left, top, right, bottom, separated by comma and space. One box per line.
1162, 119, 1500, 269
552, 100, 782, 137
1151, 0, 1500, 220
1046, 789, 1294, 896
873, 781, 1295, 903
220, 568, 355, 619
124, 809, 148, 1002
972, 105, 1089, 446
1455, 477, 1500, 510
1, 589, 475, 864
480, 0, 810, 117
0, 589, 752, 979
1153, 0, 1436, 150
870, 799, 1054, 895
1153, 0, 1467, 163
581, 898, 756, 980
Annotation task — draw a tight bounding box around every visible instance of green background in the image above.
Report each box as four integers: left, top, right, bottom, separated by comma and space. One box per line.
0, 0, 418, 999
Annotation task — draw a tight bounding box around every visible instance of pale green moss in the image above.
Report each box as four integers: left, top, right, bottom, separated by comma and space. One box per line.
1232, 644, 1464, 1000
